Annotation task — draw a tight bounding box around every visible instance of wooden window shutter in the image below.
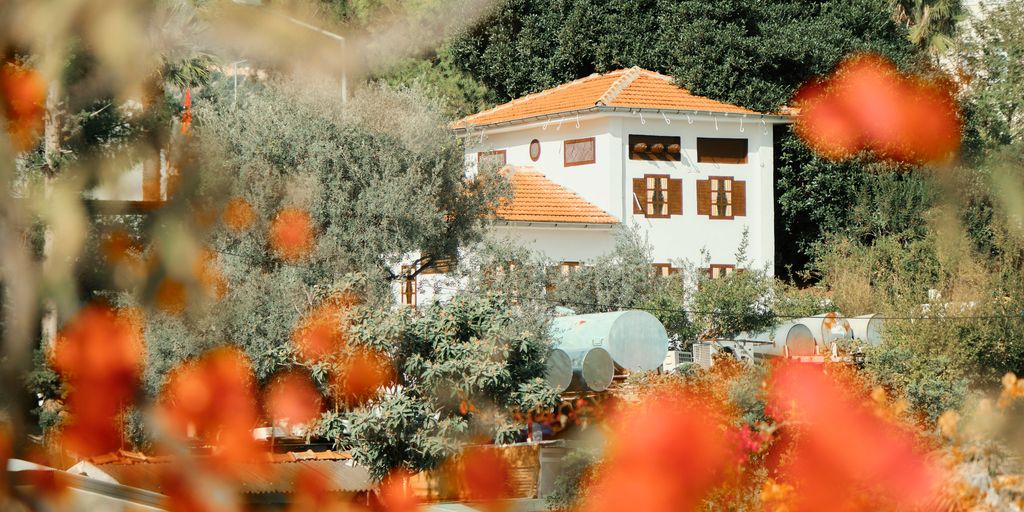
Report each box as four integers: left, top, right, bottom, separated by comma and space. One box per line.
667, 178, 683, 216
632, 178, 646, 214
732, 180, 746, 216
696, 179, 712, 216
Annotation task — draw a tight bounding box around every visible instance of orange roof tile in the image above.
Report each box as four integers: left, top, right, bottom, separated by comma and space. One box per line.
455, 67, 760, 129
495, 167, 618, 225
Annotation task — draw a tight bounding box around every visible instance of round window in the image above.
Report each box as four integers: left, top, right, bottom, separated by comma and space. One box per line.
529, 139, 541, 161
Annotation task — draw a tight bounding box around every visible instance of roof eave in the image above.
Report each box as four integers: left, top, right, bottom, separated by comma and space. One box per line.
453, 105, 793, 134
493, 219, 618, 229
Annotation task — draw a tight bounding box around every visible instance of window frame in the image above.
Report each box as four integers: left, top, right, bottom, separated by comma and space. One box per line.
708, 176, 735, 220
653, 263, 678, 277
564, 137, 596, 167
529, 139, 541, 162
696, 137, 748, 164
629, 135, 681, 161
400, 264, 417, 307
477, 150, 507, 169
708, 264, 736, 279
641, 174, 672, 219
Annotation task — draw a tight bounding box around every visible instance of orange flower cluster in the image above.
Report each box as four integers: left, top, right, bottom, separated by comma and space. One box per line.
155, 278, 187, 315
0, 62, 45, 151
265, 371, 323, 425
194, 248, 228, 299
766, 363, 945, 511
998, 372, 1024, 409
222, 198, 256, 233
292, 301, 349, 363
52, 304, 144, 456
794, 54, 961, 164
270, 207, 315, 261
456, 448, 514, 510
581, 392, 734, 512
333, 347, 394, 406
159, 348, 262, 472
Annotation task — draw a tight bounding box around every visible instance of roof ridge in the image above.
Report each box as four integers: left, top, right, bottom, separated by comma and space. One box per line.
455, 70, 630, 127
596, 67, 643, 106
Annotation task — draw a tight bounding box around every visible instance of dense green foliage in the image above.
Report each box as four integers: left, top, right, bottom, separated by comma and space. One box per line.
449, 0, 917, 112
344, 293, 557, 478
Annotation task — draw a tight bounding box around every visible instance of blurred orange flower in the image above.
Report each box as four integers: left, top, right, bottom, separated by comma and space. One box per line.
265, 371, 323, 426
767, 363, 945, 511
0, 62, 45, 151
580, 392, 734, 512
377, 472, 421, 512
293, 302, 348, 362
155, 278, 187, 314
194, 248, 228, 299
160, 348, 263, 471
794, 53, 960, 164
102, 230, 141, 265
223, 198, 256, 233
457, 448, 513, 509
52, 304, 144, 457
269, 207, 315, 261
333, 348, 394, 406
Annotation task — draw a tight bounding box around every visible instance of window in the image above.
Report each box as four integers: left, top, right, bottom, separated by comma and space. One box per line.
400, 265, 417, 307
529, 139, 541, 161
418, 252, 457, 274
632, 174, 682, 218
629, 135, 681, 161
559, 261, 580, 274
564, 137, 595, 166
477, 150, 507, 169
653, 263, 678, 277
697, 138, 748, 164
709, 264, 736, 279
696, 176, 746, 219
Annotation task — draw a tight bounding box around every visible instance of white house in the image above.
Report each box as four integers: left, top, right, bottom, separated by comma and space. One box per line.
399, 67, 791, 307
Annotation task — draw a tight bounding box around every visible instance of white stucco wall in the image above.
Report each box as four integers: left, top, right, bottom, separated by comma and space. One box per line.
463, 111, 779, 274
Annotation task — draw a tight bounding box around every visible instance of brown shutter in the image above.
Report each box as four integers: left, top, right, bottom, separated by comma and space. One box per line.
696, 179, 712, 216
632, 178, 646, 214
732, 180, 746, 216
668, 178, 683, 216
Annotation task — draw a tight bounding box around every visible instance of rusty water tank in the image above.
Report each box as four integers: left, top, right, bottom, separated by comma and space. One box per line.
715, 321, 817, 359
800, 313, 853, 345
549, 311, 669, 372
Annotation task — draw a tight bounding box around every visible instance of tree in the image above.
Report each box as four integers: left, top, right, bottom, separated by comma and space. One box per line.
450, 0, 918, 112
344, 292, 557, 479
957, 0, 1024, 152
892, 0, 965, 56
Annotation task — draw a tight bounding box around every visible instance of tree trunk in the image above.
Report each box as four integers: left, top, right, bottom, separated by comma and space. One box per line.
40, 79, 61, 347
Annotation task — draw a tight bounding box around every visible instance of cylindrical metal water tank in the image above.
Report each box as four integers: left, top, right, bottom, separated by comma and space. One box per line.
550, 311, 669, 372
566, 347, 614, 392
544, 349, 573, 393
848, 314, 884, 346
800, 313, 853, 345
716, 321, 817, 359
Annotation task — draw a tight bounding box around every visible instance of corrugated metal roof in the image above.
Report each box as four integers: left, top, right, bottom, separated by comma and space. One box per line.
92, 455, 372, 495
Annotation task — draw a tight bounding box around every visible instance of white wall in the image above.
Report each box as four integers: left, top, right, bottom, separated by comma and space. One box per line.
618, 114, 775, 272
464, 116, 616, 216
463, 112, 778, 275
489, 224, 617, 263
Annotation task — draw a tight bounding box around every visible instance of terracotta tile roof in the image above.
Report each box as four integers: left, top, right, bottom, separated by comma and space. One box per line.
454, 67, 760, 129
495, 167, 618, 225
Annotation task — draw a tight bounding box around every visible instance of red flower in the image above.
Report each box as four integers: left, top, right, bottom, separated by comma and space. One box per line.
794, 53, 961, 164
269, 207, 315, 261
0, 62, 45, 151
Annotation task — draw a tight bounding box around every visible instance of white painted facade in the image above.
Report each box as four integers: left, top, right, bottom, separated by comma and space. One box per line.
398, 108, 787, 308
464, 110, 779, 270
